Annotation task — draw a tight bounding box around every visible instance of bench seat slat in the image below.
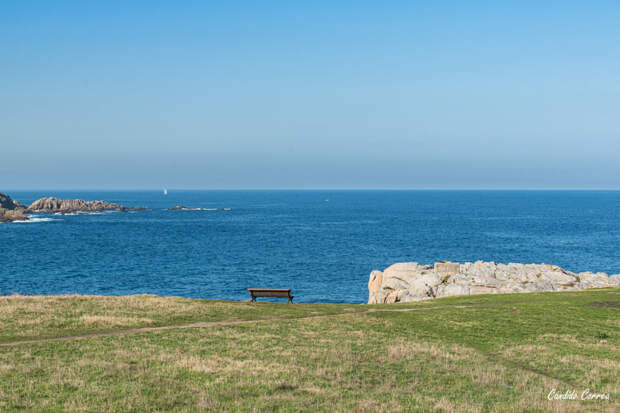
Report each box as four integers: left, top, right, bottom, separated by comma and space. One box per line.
251, 291, 289, 297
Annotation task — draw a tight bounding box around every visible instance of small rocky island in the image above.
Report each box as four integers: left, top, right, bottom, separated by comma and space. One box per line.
28, 197, 146, 214
369, 261, 620, 303
0, 192, 147, 222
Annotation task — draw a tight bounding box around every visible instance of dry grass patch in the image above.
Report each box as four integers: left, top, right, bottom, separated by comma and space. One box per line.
80, 315, 154, 327
175, 355, 290, 377
382, 340, 472, 362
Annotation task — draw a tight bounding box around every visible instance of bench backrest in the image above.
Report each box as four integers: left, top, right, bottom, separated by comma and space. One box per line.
248, 288, 292, 298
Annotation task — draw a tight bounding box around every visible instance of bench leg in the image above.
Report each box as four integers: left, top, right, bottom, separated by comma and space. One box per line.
251, 295, 256, 302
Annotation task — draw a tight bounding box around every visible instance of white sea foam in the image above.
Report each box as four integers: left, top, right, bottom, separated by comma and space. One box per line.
167, 207, 232, 211
12, 217, 60, 223
53, 211, 104, 216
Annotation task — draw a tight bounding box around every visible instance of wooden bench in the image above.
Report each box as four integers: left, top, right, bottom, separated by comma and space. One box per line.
247, 288, 294, 303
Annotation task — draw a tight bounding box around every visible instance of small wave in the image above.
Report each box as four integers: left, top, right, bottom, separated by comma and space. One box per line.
53, 211, 104, 216
12, 217, 60, 223
167, 208, 232, 211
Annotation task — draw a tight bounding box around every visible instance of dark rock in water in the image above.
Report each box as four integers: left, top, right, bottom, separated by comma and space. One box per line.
168, 205, 189, 210
0, 192, 20, 210
128, 206, 148, 211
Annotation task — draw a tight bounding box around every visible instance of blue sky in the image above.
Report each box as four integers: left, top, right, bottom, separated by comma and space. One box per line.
2, 1, 619, 189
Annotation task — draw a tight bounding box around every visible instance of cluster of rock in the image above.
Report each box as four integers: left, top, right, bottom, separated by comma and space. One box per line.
27, 197, 128, 214
0, 192, 148, 222
0, 193, 28, 222
0, 209, 28, 222
368, 261, 620, 304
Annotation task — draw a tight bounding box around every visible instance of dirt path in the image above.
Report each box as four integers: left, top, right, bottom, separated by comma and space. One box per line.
0, 303, 574, 385
0, 305, 477, 347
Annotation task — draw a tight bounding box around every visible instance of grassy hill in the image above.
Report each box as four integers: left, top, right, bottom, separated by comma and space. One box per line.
0, 290, 618, 412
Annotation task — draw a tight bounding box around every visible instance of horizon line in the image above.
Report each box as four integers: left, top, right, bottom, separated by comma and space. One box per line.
4, 188, 620, 192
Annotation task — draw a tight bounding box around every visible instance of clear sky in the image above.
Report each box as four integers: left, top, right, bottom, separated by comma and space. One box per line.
2, 1, 619, 189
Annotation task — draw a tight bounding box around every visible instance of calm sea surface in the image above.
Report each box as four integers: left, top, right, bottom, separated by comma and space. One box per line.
1, 190, 619, 303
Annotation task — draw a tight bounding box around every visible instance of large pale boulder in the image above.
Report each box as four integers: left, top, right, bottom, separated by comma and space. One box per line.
435, 283, 470, 297
407, 273, 442, 299
577, 272, 617, 288
383, 262, 430, 277
368, 261, 620, 304
538, 270, 577, 287
434, 261, 460, 277
368, 271, 385, 304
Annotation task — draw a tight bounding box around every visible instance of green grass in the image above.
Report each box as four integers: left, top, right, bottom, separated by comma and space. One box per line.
0, 290, 618, 412
0, 294, 364, 343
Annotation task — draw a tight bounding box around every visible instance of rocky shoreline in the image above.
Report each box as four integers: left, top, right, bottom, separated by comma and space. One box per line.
0, 192, 146, 222
368, 261, 620, 303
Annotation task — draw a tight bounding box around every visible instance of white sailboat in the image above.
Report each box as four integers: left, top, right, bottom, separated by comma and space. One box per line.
163, 188, 168, 196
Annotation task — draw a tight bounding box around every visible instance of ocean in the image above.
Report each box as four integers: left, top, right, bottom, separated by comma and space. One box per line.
1, 190, 619, 303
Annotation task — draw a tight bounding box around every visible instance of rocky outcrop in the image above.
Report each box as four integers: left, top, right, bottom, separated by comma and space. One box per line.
0, 192, 28, 221
368, 261, 620, 304
0, 192, 21, 210
27, 197, 127, 214
1, 192, 148, 221
0, 208, 28, 222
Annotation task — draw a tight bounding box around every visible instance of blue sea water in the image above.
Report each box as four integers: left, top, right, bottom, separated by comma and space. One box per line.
1, 190, 619, 303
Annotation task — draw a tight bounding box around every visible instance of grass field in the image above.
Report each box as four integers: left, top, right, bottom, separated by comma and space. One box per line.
0, 290, 618, 412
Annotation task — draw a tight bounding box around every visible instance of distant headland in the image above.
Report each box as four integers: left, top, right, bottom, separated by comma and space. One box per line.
0, 192, 146, 222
